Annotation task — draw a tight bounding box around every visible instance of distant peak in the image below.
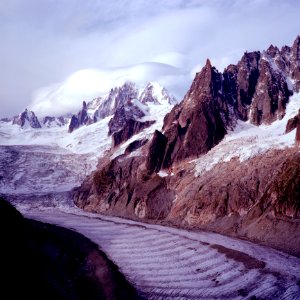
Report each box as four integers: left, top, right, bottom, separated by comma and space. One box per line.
266, 44, 279, 58
267, 44, 279, 52
205, 58, 212, 69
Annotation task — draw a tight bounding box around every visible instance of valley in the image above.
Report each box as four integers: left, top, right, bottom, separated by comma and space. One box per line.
1, 37, 300, 299
23, 206, 300, 299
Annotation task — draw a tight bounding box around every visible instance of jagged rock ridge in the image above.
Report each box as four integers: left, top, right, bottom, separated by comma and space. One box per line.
69, 81, 177, 133
12, 109, 41, 129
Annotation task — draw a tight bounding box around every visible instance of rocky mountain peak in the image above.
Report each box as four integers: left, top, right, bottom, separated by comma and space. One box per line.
139, 82, 177, 105
291, 35, 300, 91
191, 58, 218, 95
151, 37, 300, 167
69, 81, 177, 133
68, 101, 92, 133
12, 108, 41, 129
266, 44, 280, 58
291, 35, 300, 57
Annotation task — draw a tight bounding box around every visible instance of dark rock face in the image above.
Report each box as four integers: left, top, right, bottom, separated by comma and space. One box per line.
67, 81, 176, 133
108, 100, 147, 136
94, 82, 139, 121
43, 116, 68, 127
12, 109, 41, 128
68, 115, 80, 133
112, 119, 155, 147
168, 148, 300, 256
146, 37, 299, 167
124, 139, 148, 155
286, 109, 300, 133
250, 55, 291, 125
78, 101, 89, 125
296, 122, 300, 146
68, 101, 92, 133
234, 52, 261, 120
291, 36, 300, 91
108, 99, 154, 146
74, 155, 175, 221
146, 130, 168, 174
159, 59, 232, 167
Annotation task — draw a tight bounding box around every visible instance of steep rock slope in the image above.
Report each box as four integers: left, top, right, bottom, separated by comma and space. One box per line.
74, 36, 300, 256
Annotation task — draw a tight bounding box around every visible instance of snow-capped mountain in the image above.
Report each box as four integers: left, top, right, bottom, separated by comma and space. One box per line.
68, 81, 177, 132
8, 81, 177, 133
0, 81, 177, 202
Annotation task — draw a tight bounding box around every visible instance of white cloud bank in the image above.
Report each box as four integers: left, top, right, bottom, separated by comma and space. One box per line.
29, 62, 186, 116
1, 0, 300, 117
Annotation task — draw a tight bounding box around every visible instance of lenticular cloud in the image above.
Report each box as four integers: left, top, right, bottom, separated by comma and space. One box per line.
29, 62, 186, 117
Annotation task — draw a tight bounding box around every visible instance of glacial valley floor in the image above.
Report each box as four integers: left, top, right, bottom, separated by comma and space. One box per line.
23, 207, 300, 300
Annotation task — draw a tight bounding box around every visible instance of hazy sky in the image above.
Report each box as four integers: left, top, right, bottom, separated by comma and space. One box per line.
1, 0, 300, 117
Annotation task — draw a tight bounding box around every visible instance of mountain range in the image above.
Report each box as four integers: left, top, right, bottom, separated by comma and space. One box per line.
74, 36, 300, 256
1, 36, 300, 257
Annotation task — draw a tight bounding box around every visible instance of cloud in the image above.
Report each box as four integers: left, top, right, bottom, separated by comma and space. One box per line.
29, 62, 188, 117
1, 0, 300, 117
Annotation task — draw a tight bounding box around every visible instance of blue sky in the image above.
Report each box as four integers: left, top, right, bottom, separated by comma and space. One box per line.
1, 0, 300, 116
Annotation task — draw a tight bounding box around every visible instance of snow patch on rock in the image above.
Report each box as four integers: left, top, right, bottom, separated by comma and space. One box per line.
194, 93, 300, 176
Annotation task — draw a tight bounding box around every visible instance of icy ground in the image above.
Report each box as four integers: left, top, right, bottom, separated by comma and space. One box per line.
0, 117, 111, 195
0, 102, 172, 196
22, 206, 300, 300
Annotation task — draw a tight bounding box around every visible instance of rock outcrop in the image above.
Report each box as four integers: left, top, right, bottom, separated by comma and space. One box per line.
108, 99, 154, 147
296, 120, 300, 146
74, 147, 300, 256
43, 116, 68, 127
111, 119, 155, 147
12, 109, 41, 128
161, 59, 231, 167
94, 82, 139, 121
68, 101, 92, 133
124, 138, 148, 155
286, 109, 300, 133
